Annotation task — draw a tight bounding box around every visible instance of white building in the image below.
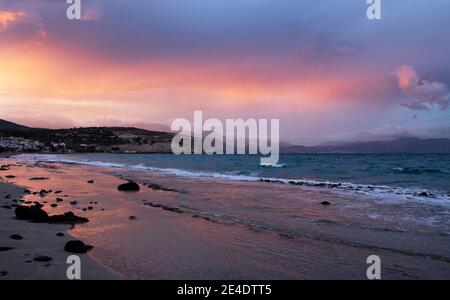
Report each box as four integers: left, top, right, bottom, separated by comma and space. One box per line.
0, 137, 43, 151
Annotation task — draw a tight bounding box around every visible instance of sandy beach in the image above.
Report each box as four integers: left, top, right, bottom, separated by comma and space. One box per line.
0, 167, 119, 280
1, 156, 450, 280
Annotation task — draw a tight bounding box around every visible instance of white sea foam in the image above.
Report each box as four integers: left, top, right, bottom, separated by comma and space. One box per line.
11, 154, 450, 208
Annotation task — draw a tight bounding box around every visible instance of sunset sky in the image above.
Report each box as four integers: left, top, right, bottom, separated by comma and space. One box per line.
0, 0, 449, 145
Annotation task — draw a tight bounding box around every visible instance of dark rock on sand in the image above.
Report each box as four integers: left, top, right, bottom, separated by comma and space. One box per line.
64, 240, 93, 254
0, 165, 10, 171
145, 202, 162, 208
48, 212, 89, 224
54, 191, 62, 194
39, 189, 50, 196
1, 205, 11, 209
0, 271, 7, 277
23, 189, 32, 194
70, 201, 78, 205
118, 181, 140, 191
29, 177, 50, 181
56, 198, 63, 202
15, 205, 89, 224
144, 202, 184, 213
161, 205, 184, 213
279, 232, 296, 239
50, 204, 58, 208
15, 205, 49, 222
87, 180, 94, 184
0, 247, 14, 251
10, 234, 23, 240
33, 255, 52, 262
5, 175, 15, 178
56, 232, 65, 237
419, 192, 429, 197
320, 201, 331, 206
128, 216, 137, 220
146, 183, 178, 193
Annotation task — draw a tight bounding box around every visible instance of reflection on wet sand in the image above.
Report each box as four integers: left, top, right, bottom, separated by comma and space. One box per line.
2, 161, 450, 279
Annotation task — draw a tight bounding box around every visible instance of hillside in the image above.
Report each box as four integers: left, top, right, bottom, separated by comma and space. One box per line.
0, 119, 29, 130
0, 123, 175, 153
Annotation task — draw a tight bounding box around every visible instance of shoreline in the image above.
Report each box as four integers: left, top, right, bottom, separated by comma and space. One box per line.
0, 180, 120, 280
1, 158, 450, 279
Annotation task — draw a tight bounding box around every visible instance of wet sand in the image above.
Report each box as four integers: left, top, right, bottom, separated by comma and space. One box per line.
1, 160, 450, 279
0, 173, 119, 279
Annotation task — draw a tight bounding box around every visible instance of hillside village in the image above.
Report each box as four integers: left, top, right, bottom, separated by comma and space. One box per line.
0, 120, 175, 153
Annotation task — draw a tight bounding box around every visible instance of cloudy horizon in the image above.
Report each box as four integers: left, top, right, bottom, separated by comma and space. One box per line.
1, 0, 449, 145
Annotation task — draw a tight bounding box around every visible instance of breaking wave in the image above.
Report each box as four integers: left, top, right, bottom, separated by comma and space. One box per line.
12, 154, 450, 208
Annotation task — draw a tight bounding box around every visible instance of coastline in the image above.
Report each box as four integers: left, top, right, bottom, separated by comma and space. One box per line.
1, 156, 450, 279
0, 180, 120, 280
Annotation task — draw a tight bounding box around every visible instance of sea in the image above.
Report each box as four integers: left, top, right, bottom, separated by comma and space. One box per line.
5, 153, 450, 279
15, 153, 450, 206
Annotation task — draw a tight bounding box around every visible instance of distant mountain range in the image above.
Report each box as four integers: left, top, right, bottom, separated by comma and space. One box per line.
1, 119, 450, 154
280, 137, 450, 154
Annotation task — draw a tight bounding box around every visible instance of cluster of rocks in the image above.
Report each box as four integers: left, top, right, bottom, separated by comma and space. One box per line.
144, 201, 185, 214
0, 164, 11, 171
145, 182, 180, 193
15, 204, 89, 224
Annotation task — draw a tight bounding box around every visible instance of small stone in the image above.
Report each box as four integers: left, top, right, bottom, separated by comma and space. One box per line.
321, 201, 331, 206
10, 234, 23, 240
33, 255, 52, 262
0, 247, 14, 251
117, 181, 140, 192
56, 232, 65, 237
64, 240, 93, 254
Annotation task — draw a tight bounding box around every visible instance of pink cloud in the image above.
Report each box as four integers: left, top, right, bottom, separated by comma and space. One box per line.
392, 65, 450, 111
0, 10, 26, 31
82, 3, 103, 21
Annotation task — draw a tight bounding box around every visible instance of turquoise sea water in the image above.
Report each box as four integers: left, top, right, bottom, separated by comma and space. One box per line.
15, 153, 450, 207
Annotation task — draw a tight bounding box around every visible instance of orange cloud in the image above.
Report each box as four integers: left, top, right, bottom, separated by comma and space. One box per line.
0, 10, 25, 31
